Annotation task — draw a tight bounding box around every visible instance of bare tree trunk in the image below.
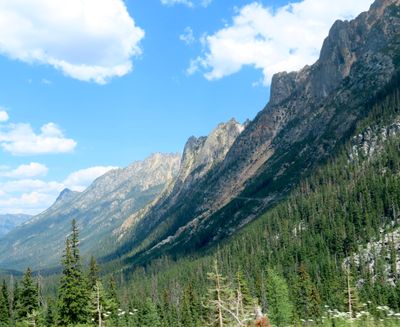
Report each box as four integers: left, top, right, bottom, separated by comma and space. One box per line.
347, 271, 352, 318
97, 282, 102, 327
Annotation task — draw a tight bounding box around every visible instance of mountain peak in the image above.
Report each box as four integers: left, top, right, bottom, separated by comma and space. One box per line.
55, 188, 79, 204
179, 119, 244, 182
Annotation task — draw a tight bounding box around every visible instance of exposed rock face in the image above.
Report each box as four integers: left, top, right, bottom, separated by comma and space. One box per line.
113, 0, 400, 266
0, 214, 31, 238
117, 119, 244, 243
344, 227, 400, 287
0, 153, 180, 270
350, 118, 400, 160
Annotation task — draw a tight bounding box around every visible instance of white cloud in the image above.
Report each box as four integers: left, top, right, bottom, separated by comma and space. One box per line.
0, 192, 59, 215
0, 110, 9, 122
63, 166, 117, 192
0, 0, 145, 84
190, 0, 374, 85
2, 162, 48, 178
161, 0, 212, 8
180, 27, 195, 45
0, 165, 118, 214
0, 122, 77, 155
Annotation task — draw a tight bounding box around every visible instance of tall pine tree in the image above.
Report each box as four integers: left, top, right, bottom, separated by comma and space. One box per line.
16, 268, 38, 322
58, 219, 90, 325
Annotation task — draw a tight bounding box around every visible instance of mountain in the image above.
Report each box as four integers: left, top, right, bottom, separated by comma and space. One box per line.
0, 214, 31, 238
113, 119, 245, 255
0, 153, 180, 271
110, 0, 400, 266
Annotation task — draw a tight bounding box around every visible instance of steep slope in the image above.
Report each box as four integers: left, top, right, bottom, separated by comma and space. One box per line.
115, 119, 245, 253
119, 88, 400, 325
113, 0, 400, 266
0, 153, 180, 271
0, 214, 31, 238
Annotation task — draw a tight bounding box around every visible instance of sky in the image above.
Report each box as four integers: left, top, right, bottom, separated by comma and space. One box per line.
0, 0, 374, 215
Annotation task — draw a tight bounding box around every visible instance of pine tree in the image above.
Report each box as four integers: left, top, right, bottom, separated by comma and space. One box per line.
107, 276, 120, 323
181, 282, 202, 326
16, 268, 39, 322
293, 265, 321, 320
45, 300, 56, 327
88, 256, 100, 291
1, 280, 9, 319
58, 219, 90, 325
265, 269, 293, 327
235, 269, 255, 321
11, 280, 20, 325
0, 284, 9, 326
141, 298, 161, 327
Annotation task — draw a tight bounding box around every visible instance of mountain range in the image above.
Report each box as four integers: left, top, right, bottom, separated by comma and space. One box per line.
0, 153, 180, 270
0, 214, 31, 238
0, 0, 400, 274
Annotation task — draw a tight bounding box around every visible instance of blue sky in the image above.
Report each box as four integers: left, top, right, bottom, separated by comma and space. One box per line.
0, 0, 373, 214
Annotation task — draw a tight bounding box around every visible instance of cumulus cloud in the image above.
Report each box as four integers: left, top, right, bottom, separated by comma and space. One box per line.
0, 110, 9, 122
0, 0, 145, 84
190, 0, 373, 85
0, 122, 77, 155
180, 27, 195, 45
63, 166, 117, 192
0, 165, 118, 214
2, 162, 48, 178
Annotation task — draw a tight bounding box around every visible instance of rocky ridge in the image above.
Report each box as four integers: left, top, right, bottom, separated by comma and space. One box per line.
112, 0, 400, 266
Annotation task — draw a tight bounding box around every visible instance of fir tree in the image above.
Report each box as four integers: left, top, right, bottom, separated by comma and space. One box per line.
106, 277, 120, 323
0, 285, 9, 326
265, 269, 293, 327
1, 280, 9, 319
16, 268, 38, 321
58, 219, 90, 325
88, 256, 100, 291
141, 298, 161, 327
293, 265, 321, 320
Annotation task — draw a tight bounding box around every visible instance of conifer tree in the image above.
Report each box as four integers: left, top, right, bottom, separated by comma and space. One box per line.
107, 276, 120, 323
58, 219, 90, 325
181, 282, 202, 326
141, 298, 161, 327
16, 268, 39, 321
235, 270, 254, 320
293, 265, 321, 320
265, 269, 293, 327
88, 256, 100, 291
1, 280, 9, 319
45, 300, 56, 327
0, 285, 9, 326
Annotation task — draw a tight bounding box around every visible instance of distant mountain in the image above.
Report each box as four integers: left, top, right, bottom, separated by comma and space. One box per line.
0, 214, 31, 238
0, 153, 180, 271
110, 0, 400, 266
